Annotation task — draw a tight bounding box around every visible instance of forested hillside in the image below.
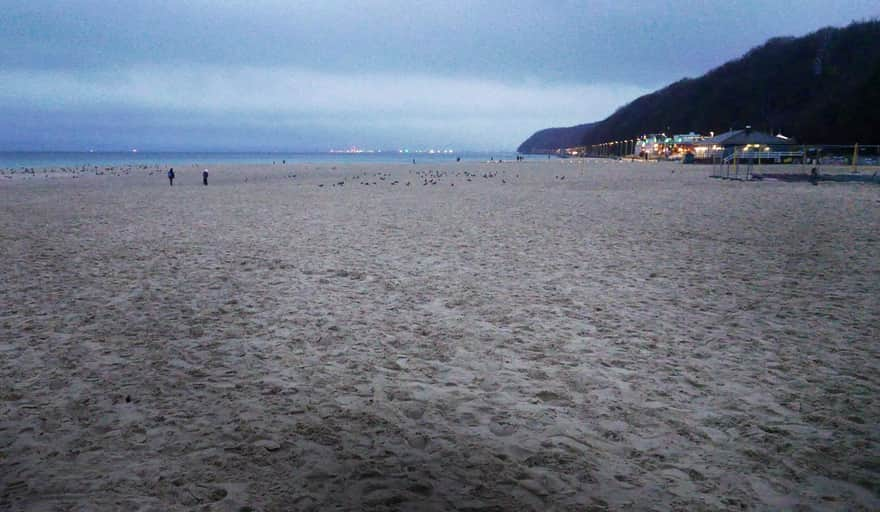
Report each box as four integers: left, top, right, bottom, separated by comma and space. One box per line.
518, 20, 880, 153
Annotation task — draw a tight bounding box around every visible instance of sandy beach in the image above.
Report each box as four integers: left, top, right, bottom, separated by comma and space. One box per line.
1, 159, 878, 511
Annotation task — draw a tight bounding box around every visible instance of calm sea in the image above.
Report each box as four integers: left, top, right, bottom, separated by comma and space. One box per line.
0, 151, 543, 169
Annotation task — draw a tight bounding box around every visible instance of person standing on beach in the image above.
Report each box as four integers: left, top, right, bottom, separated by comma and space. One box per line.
167, 168, 175, 186
202, 169, 209, 186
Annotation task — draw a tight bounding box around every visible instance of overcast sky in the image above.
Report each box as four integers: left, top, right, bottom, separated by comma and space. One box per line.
2, 1, 877, 151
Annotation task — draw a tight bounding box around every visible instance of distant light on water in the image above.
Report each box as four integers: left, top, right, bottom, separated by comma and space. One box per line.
0, 150, 540, 169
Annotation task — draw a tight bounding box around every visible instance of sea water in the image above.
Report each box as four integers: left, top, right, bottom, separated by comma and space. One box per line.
0, 151, 545, 170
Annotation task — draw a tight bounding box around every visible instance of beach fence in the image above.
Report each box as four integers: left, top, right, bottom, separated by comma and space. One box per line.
803, 144, 880, 172
710, 144, 880, 180
708, 147, 787, 180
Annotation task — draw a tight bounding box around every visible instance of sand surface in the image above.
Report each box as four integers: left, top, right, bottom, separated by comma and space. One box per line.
1, 159, 879, 511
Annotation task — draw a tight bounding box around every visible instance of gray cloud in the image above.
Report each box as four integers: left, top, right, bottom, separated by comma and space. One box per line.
6, 1, 877, 83
0, 66, 648, 150
0, 67, 648, 115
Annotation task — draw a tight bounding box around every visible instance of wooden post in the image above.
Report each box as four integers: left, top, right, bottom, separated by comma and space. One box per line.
852, 143, 859, 172
802, 145, 806, 173
733, 150, 739, 179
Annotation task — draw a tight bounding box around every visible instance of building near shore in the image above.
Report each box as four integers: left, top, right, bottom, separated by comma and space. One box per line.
694, 126, 799, 162
636, 132, 707, 159
669, 132, 706, 158
636, 133, 669, 158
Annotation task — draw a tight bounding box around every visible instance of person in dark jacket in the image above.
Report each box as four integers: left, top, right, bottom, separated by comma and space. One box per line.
202, 169, 209, 186
167, 168, 175, 186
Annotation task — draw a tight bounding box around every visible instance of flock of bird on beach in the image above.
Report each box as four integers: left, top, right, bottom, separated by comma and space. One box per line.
308, 168, 524, 189
2, 161, 557, 188
0, 164, 160, 179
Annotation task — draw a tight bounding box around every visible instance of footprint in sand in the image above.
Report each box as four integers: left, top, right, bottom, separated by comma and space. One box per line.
402, 402, 427, 420
407, 482, 433, 496
489, 418, 516, 437
459, 412, 481, 427
535, 390, 572, 406
176, 483, 228, 507
406, 433, 429, 450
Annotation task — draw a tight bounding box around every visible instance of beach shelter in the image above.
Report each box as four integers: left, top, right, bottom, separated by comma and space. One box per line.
697, 127, 797, 158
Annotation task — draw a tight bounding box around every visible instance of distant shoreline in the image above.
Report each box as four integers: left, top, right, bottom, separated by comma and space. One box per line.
0, 151, 547, 170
